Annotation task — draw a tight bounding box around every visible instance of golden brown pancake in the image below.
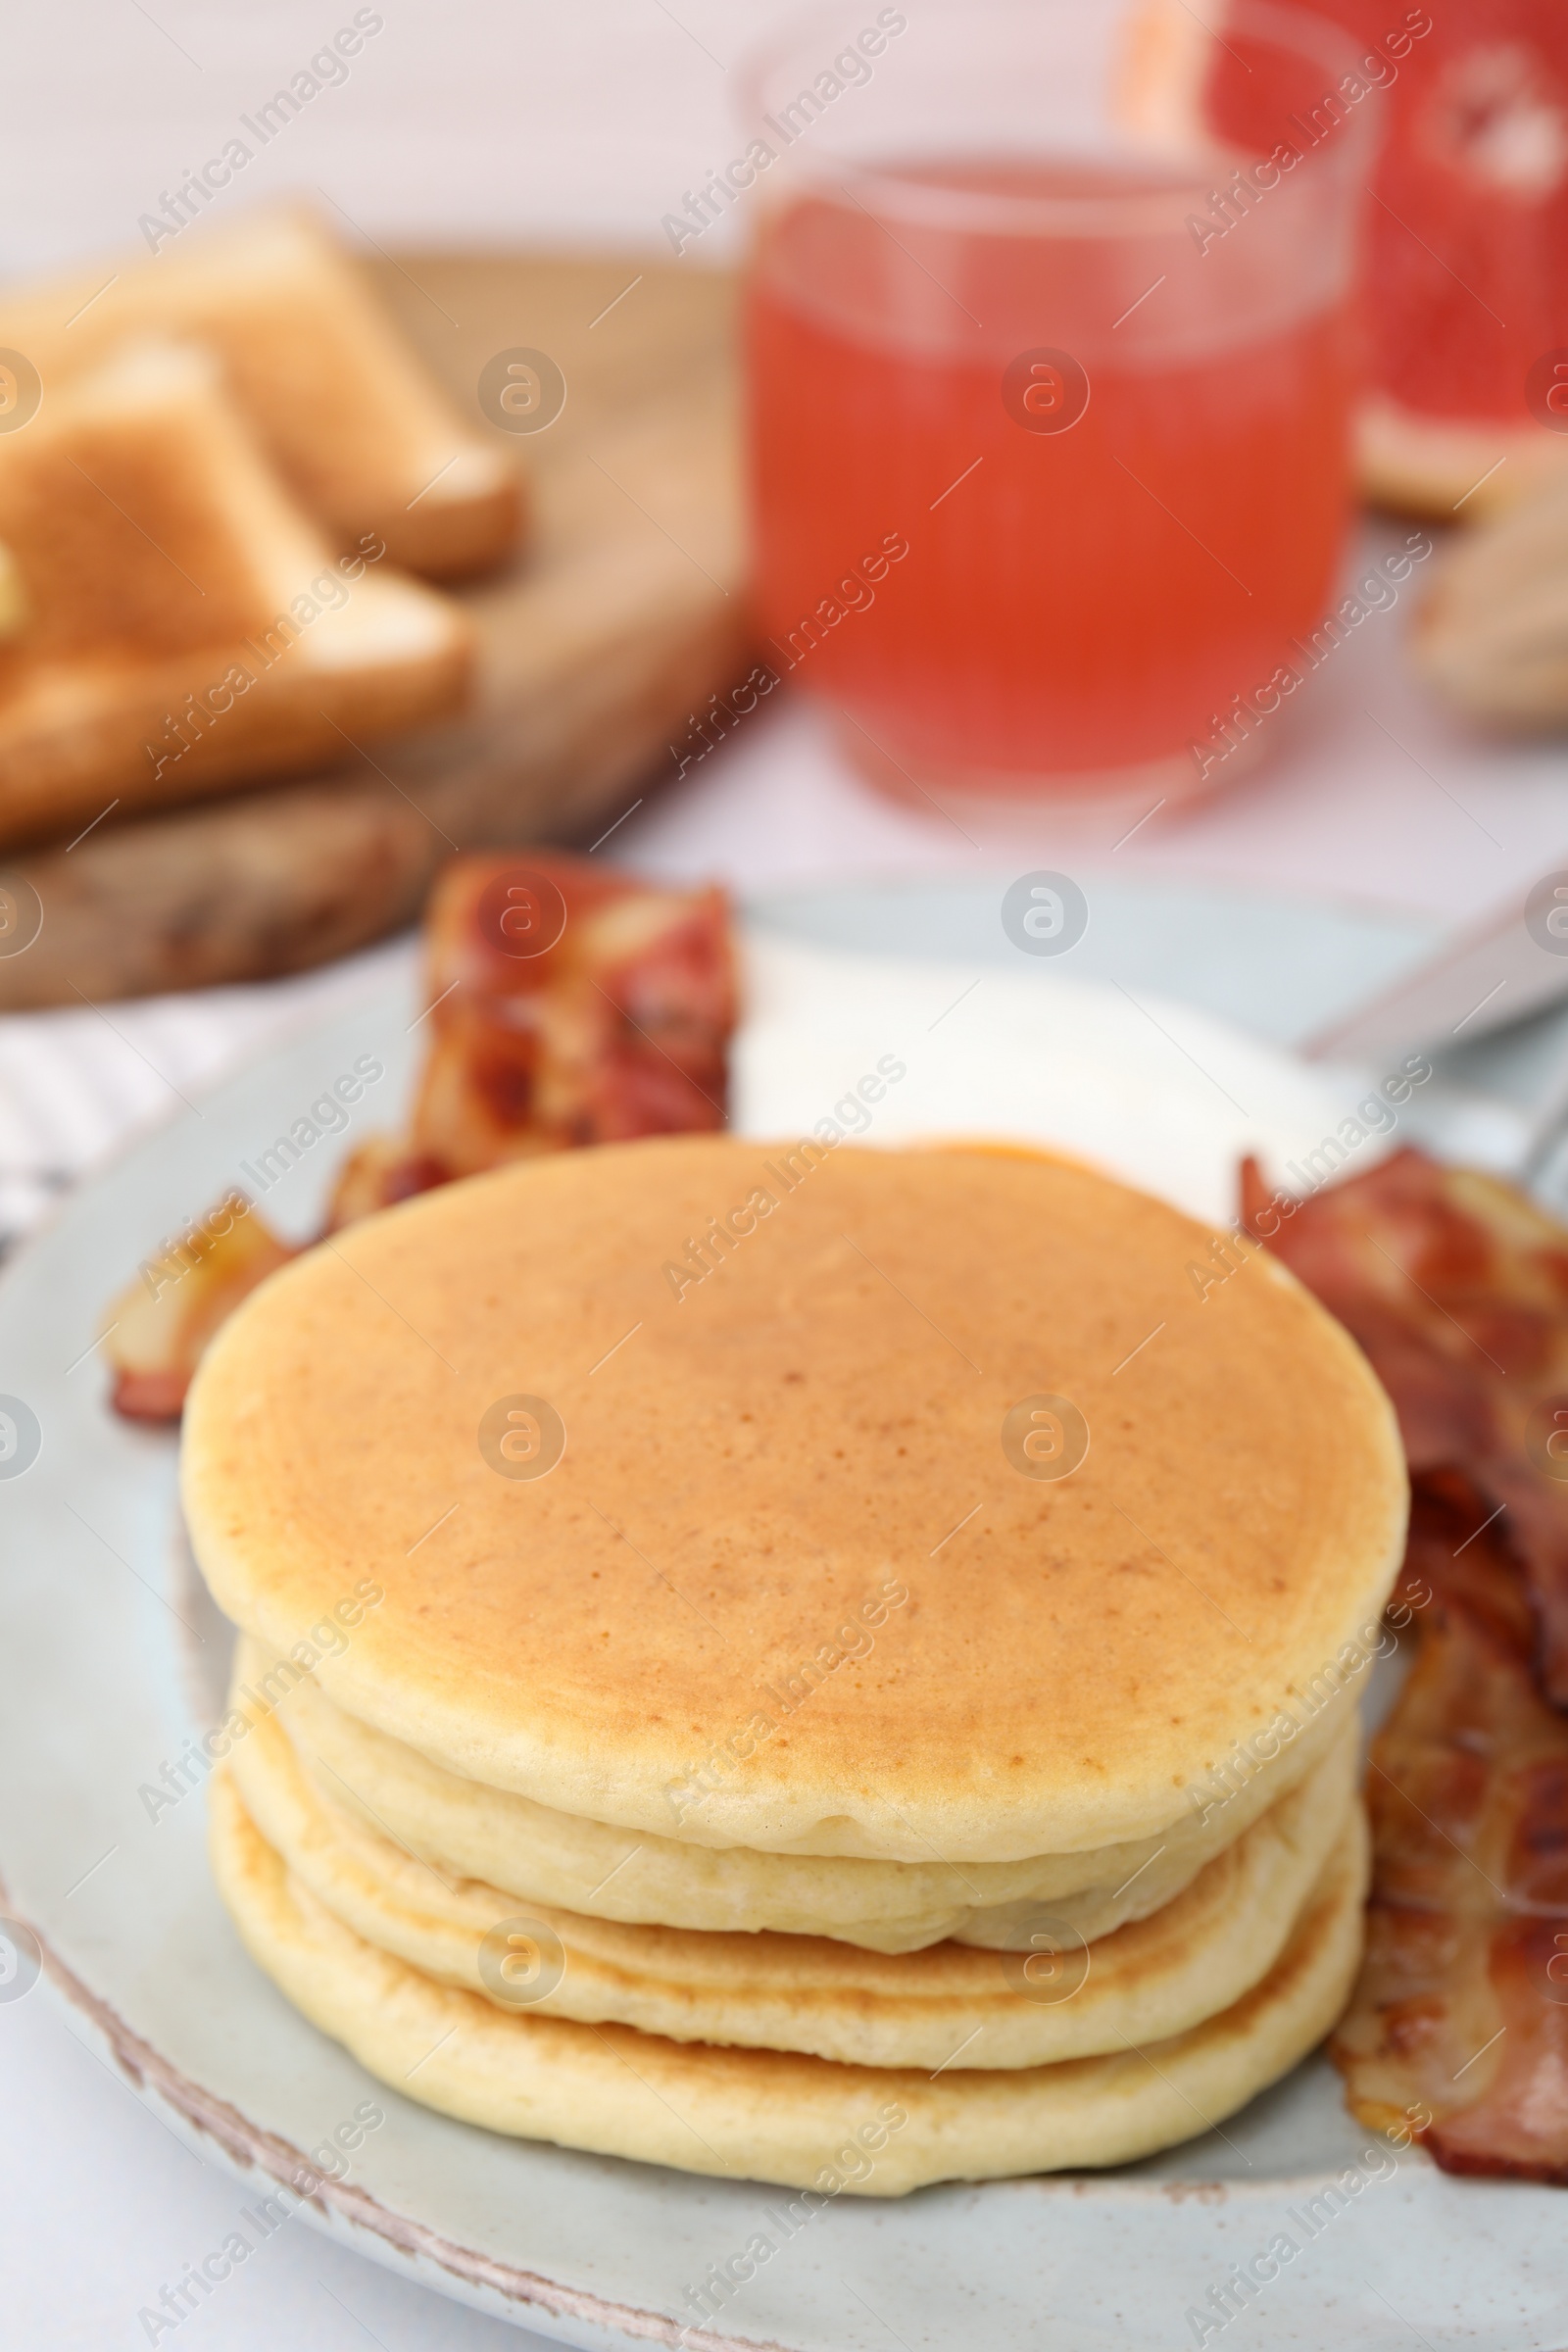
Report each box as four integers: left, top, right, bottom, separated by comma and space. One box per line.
227, 1687, 1357, 2069
247, 1631, 1351, 1948
184, 1138, 1405, 1861
211, 1768, 1370, 2192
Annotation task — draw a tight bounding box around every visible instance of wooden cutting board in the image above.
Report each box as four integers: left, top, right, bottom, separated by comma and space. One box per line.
0, 254, 752, 1008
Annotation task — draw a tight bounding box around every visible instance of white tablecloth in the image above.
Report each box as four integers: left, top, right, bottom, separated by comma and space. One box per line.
3, 6, 1568, 2344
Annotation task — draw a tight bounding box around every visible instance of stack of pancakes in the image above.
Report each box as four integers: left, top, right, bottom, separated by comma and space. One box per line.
183, 1138, 1406, 2193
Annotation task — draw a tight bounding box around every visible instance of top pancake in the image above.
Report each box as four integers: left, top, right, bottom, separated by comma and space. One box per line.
182, 1136, 1405, 1862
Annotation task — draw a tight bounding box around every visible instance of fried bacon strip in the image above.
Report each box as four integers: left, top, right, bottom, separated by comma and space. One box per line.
1244, 1148, 1568, 2181
104, 1193, 296, 1421
330, 851, 734, 1214
1243, 1148, 1568, 1704
1329, 1472, 1568, 2181
105, 855, 736, 1418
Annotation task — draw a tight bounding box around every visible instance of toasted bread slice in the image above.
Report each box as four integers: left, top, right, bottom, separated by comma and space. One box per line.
0, 337, 472, 848
1, 207, 523, 579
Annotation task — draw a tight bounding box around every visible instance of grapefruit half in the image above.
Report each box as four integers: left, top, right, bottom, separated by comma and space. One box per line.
1119, 0, 1568, 519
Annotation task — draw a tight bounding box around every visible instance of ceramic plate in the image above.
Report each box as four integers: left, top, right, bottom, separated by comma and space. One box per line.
0, 876, 1561, 2352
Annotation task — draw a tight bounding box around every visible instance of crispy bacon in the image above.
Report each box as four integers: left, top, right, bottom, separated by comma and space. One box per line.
106, 855, 737, 1416
327, 853, 734, 1212
404, 851, 738, 1171
102, 1196, 295, 1422
1329, 1474, 1568, 2182
1247, 1148, 1568, 2180
1244, 1148, 1568, 1704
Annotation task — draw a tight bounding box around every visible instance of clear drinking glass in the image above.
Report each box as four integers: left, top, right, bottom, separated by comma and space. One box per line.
740, 0, 1375, 809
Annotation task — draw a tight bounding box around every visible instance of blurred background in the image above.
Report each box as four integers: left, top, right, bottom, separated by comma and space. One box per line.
5, 1, 775, 270
0, 0, 1560, 923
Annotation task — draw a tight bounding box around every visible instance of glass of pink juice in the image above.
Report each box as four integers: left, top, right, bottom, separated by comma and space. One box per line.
740, 0, 1375, 808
